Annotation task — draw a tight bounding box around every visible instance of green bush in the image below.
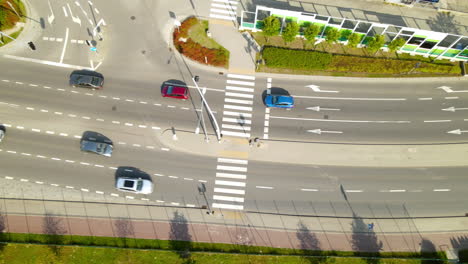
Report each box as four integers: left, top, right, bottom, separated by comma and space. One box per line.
262, 46, 333, 70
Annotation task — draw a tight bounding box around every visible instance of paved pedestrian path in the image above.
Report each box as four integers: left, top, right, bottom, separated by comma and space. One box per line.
0, 177, 467, 254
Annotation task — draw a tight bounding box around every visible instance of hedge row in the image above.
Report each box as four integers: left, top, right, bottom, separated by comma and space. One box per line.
173, 17, 228, 67
262, 47, 461, 75
262, 47, 333, 70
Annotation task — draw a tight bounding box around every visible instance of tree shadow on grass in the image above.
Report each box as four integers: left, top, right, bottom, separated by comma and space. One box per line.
351, 213, 383, 264
114, 217, 135, 248
169, 211, 193, 262
296, 221, 328, 263
0, 211, 7, 252
43, 212, 67, 256
420, 239, 445, 264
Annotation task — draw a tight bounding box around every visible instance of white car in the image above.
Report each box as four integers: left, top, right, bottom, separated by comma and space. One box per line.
115, 177, 153, 194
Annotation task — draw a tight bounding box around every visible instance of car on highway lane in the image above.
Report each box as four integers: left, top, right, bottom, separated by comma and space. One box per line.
115, 177, 153, 194
80, 131, 113, 157
69, 70, 104, 89
161, 85, 189, 99
0, 126, 5, 143
264, 94, 294, 108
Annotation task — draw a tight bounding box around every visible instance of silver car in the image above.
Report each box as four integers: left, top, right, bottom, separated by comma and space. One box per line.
80, 131, 113, 157
0, 126, 5, 143
115, 177, 153, 194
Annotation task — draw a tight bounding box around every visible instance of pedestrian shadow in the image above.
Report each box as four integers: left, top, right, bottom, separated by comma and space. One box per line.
43, 212, 67, 256
169, 211, 192, 259
420, 239, 445, 264
296, 221, 328, 263
351, 213, 383, 264
114, 217, 135, 248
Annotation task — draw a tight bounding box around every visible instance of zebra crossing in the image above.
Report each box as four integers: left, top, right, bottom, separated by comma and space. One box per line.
221, 74, 255, 138
209, 0, 238, 21
212, 157, 248, 210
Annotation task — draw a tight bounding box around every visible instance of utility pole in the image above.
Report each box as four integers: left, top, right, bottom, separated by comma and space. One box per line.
192, 76, 222, 142
195, 87, 209, 142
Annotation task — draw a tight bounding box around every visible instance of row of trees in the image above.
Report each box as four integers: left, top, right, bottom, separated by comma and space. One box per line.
262, 16, 407, 54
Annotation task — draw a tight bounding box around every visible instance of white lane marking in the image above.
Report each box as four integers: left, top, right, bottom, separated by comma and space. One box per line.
345, 190, 363, 193
225, 92, 254, 99
209, 13, 237, 21
223, 111, 252, 118
225, 98, 253, 105
306, 85, 339, 93
214, 188, 245, 195
21, 153, 31, 156
213, 195, 244, 202
217, 165, 247, 172
301, 188, 318, 192
389, 189, 406, 192
168, 176, 179, 179
15, 81, 23, 84
227, 74, 254, 80
433, 189, 451, 192
110, 193, 119, 197
213, 0, 239, 4
271, 116, 410, 124
307, 129, 343, 135
215, 180, 246, 187
35, 181, 44, 184
26, 107, 35, 110
212, 203, 244, 210
96, 191, 104, 194
227, 81, 255, 87
423, 120, 451, 123
81, 188, 89, 192
29, 84, 38, 87
5, 176, 14, 180
161, 148, 170, 151
59, 28, 70, 64
3, 55, 92, 70
170, 202, 179, 205
66, 186, 74, 189
217, 158, 248, 165
183, 178, 193, 181
225, 86, 254, 93
2, 80, 9, 82
221, 130, 250, 138
20, 179, 29, 182
223, 105, 252, 111
152, 126, 161, 130
50, 183, 59, 187
293, 95, 406, 101
222, 117, 251, 125
445, 97, 458, 100
256, 186, 274, 189
126, 196, 135, 199
62, 6, 68, 17
216, 172, 246, 180
418, 98, 432, 100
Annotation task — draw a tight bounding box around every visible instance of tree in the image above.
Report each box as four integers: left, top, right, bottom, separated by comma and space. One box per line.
387, 37, 406, 53
262, 16, 281, 42
282, 21, 299, 43
347, 33, 361, 48
324, 27, 340, 45
367, 34, 385, 55
303, 24, 320, 46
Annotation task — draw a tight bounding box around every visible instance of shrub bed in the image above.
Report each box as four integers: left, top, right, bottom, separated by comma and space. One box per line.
173, 17, 229, 68
261, 46, 461, 76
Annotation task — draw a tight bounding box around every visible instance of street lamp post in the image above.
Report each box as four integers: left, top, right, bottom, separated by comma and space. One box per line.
198, 183, 213, 215
192, 76, 222, 142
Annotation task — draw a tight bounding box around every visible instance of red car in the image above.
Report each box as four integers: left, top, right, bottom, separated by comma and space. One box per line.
161, 85, 189, 99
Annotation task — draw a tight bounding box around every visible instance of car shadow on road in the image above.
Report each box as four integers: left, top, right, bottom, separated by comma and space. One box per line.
114, 166, 152, 182
169, 211, 193, 259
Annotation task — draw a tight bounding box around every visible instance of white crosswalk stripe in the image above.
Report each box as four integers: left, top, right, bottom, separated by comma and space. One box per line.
217, 158, 248, 164
214, 188, 245, 195
225, 98, 253, 105
217, 165, 248, 172
222, 124, 251, 131
212, 203, 244, 210
215, 180, 246, 187
226, 92, 254, 99
213, 195, 244, 203
216, 172, 247, 179
209, 0, 238, 21
223, 111, 252, 118
225, 86, 254, 93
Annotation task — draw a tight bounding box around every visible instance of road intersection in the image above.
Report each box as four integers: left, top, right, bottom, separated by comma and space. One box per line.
0, 0, 468, 254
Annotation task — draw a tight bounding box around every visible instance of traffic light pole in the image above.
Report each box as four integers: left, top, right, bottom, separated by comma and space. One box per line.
192, 76, 222, 142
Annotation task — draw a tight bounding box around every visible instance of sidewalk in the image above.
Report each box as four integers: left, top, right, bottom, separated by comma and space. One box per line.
157, 130, 468, 167
0, 177, 467, 254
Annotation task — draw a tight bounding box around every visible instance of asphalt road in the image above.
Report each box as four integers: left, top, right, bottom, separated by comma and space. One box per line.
0, 0, 467, 217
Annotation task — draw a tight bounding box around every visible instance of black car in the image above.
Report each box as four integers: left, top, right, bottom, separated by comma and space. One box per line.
80, 131, 113, 157
69, 70, 104, 89
0, 125, 5, 143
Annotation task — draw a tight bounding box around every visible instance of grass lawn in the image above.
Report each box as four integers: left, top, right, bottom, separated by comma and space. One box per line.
188, 20, 223, 50
0, 28, 22, 47
0, 243, 447, 264
0, 0, 26, 30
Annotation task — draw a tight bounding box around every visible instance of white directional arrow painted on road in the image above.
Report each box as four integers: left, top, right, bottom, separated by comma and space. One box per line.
447, 129, 468, 135
442, 107, 468, 112
67, 3, 82, 26
306, 106, 340, 112
305, 85, 339, 93
307, 129, 343, 135
47, 0, 55, 25
438, 86, 468, 93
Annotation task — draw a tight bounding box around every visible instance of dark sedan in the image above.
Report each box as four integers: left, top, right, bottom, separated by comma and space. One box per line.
69, 70, 104, 89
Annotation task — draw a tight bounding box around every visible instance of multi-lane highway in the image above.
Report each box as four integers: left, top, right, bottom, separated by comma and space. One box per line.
1, 0, 468, 219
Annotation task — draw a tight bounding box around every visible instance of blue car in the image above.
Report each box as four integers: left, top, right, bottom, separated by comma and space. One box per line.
264, 94, 294, 108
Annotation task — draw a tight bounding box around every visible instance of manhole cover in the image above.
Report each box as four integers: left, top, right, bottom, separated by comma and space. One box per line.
141, 50, 146, 54
130, 16, 136, 20
324, 115, 329, 119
